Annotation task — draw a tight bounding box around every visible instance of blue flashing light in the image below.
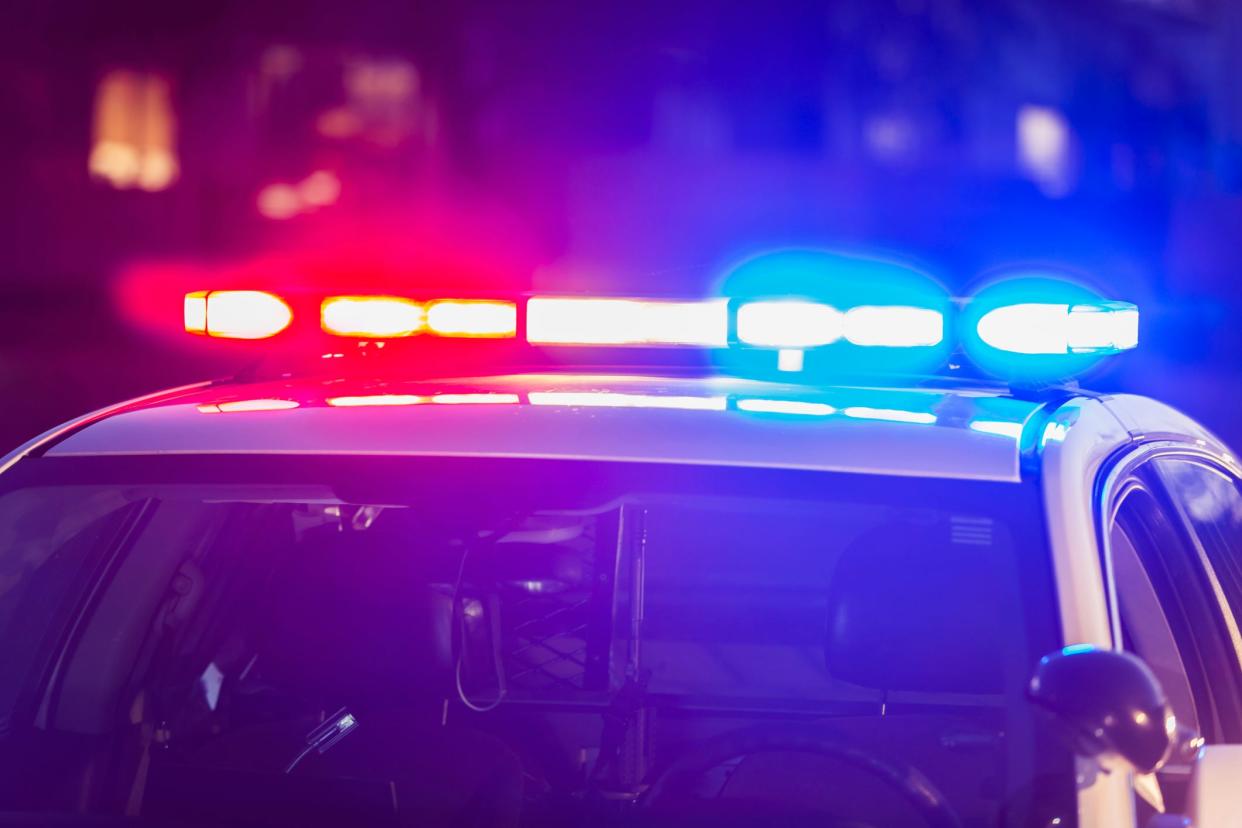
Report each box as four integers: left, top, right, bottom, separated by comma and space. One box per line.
844, 305, 944, 347
737, 301, 843, 347
960, 275, 1135, 382
736, 301, 945, 349
1061, 643, 1098, 656
717, 250, 955, 379
977, 301, 1138, 355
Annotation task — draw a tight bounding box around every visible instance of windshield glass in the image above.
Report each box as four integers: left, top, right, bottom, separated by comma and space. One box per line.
0, 455, 1072, 826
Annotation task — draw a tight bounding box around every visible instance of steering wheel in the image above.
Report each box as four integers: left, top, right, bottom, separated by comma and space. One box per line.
641, 725, 964, 828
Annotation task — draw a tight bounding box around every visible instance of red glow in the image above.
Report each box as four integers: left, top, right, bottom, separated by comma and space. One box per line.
321, 296, 425, 338
114, 198, 545, 345
425, 300, 516, 338
186, 291, 293, 339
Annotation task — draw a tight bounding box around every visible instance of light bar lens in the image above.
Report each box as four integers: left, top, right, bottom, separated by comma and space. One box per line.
977, 302, 1139, 355
736, 302, 943, 349
326, 394, 425, 407
184, 291, 293, 339
184, 292, 208, 333
321, 296, 425, 338
843, 306, 944, 347
1067, 303, 1139, 352
426, 300, 516, 338
527, 298, 727, 346
736, 301, 843, 348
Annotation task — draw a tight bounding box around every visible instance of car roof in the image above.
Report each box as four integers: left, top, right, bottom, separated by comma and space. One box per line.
40, 372, 1053, 483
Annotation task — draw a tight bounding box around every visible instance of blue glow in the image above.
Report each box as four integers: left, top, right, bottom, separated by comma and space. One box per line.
961, 275, 1136, 381
1061, 643, 1097, 656
716, 250, 954, 380
843, 305, 944, 347
736, 300, 843, 347
977, 301, 1138, 355
736, 300, 945, 349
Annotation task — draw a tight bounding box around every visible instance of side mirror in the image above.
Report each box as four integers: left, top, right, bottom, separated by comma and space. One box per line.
1028, 646, 1175, 774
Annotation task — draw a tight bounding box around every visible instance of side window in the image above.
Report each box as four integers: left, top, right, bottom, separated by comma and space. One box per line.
1153, 458, 1242, 626
1109, 489, 1204, 739
1107, 477, 1242, 745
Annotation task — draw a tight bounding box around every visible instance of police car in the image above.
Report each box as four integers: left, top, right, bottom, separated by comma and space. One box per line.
2, 259, 1241, 827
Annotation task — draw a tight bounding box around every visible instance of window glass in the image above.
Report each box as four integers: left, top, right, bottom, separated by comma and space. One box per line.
0, 456, 1073, 827
1108, 514, 1199, 736
1107, 476, 1242, 746
1154, 459, 1242, 624
0, 487, 144, 718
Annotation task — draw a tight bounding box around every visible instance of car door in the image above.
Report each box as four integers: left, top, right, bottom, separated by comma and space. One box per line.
1097, 445, 1242, 819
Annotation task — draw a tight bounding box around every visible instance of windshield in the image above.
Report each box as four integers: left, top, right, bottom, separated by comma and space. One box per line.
0, 455, 1072, 826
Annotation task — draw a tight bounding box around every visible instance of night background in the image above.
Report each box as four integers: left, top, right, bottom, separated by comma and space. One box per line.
2, 0, 1239, 450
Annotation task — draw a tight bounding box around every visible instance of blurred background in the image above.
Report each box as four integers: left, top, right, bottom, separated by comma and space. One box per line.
2, 0, 1240, 450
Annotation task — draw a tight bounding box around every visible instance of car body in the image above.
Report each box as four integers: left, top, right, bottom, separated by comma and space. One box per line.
3, 366, 1242, 827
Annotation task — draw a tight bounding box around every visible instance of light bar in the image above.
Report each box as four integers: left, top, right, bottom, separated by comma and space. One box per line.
527, 298, 727, 346
976, 302, 1139, 355
736, 301, 842, 348
180, 279, 1137, 384
736, 302, 944, 349
426, 300, 516, 338
185, 291, 293, 339
843, 306, 943, 347
321, 296, 424, 338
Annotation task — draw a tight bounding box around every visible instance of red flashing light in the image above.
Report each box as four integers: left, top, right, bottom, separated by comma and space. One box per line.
321, 296, 425, 338
185, 291, 293, 339
425, 300, 516, 338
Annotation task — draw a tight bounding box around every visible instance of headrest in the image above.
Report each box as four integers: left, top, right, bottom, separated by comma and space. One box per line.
824, 518, 1006, 695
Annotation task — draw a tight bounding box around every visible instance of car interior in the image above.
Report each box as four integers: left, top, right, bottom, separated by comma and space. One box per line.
0, 466, 1076, 827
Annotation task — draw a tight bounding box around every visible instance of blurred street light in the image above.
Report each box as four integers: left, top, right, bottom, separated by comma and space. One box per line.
89, 70, 178, 191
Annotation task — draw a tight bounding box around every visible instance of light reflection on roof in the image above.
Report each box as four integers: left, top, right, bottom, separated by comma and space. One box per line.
45, 373, 1046, 482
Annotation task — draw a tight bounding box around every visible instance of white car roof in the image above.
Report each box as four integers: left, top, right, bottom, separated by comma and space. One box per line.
42, 372, 1052, 483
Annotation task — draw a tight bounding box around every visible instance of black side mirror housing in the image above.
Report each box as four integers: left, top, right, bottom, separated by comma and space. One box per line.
1029, 646, 1176, 775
